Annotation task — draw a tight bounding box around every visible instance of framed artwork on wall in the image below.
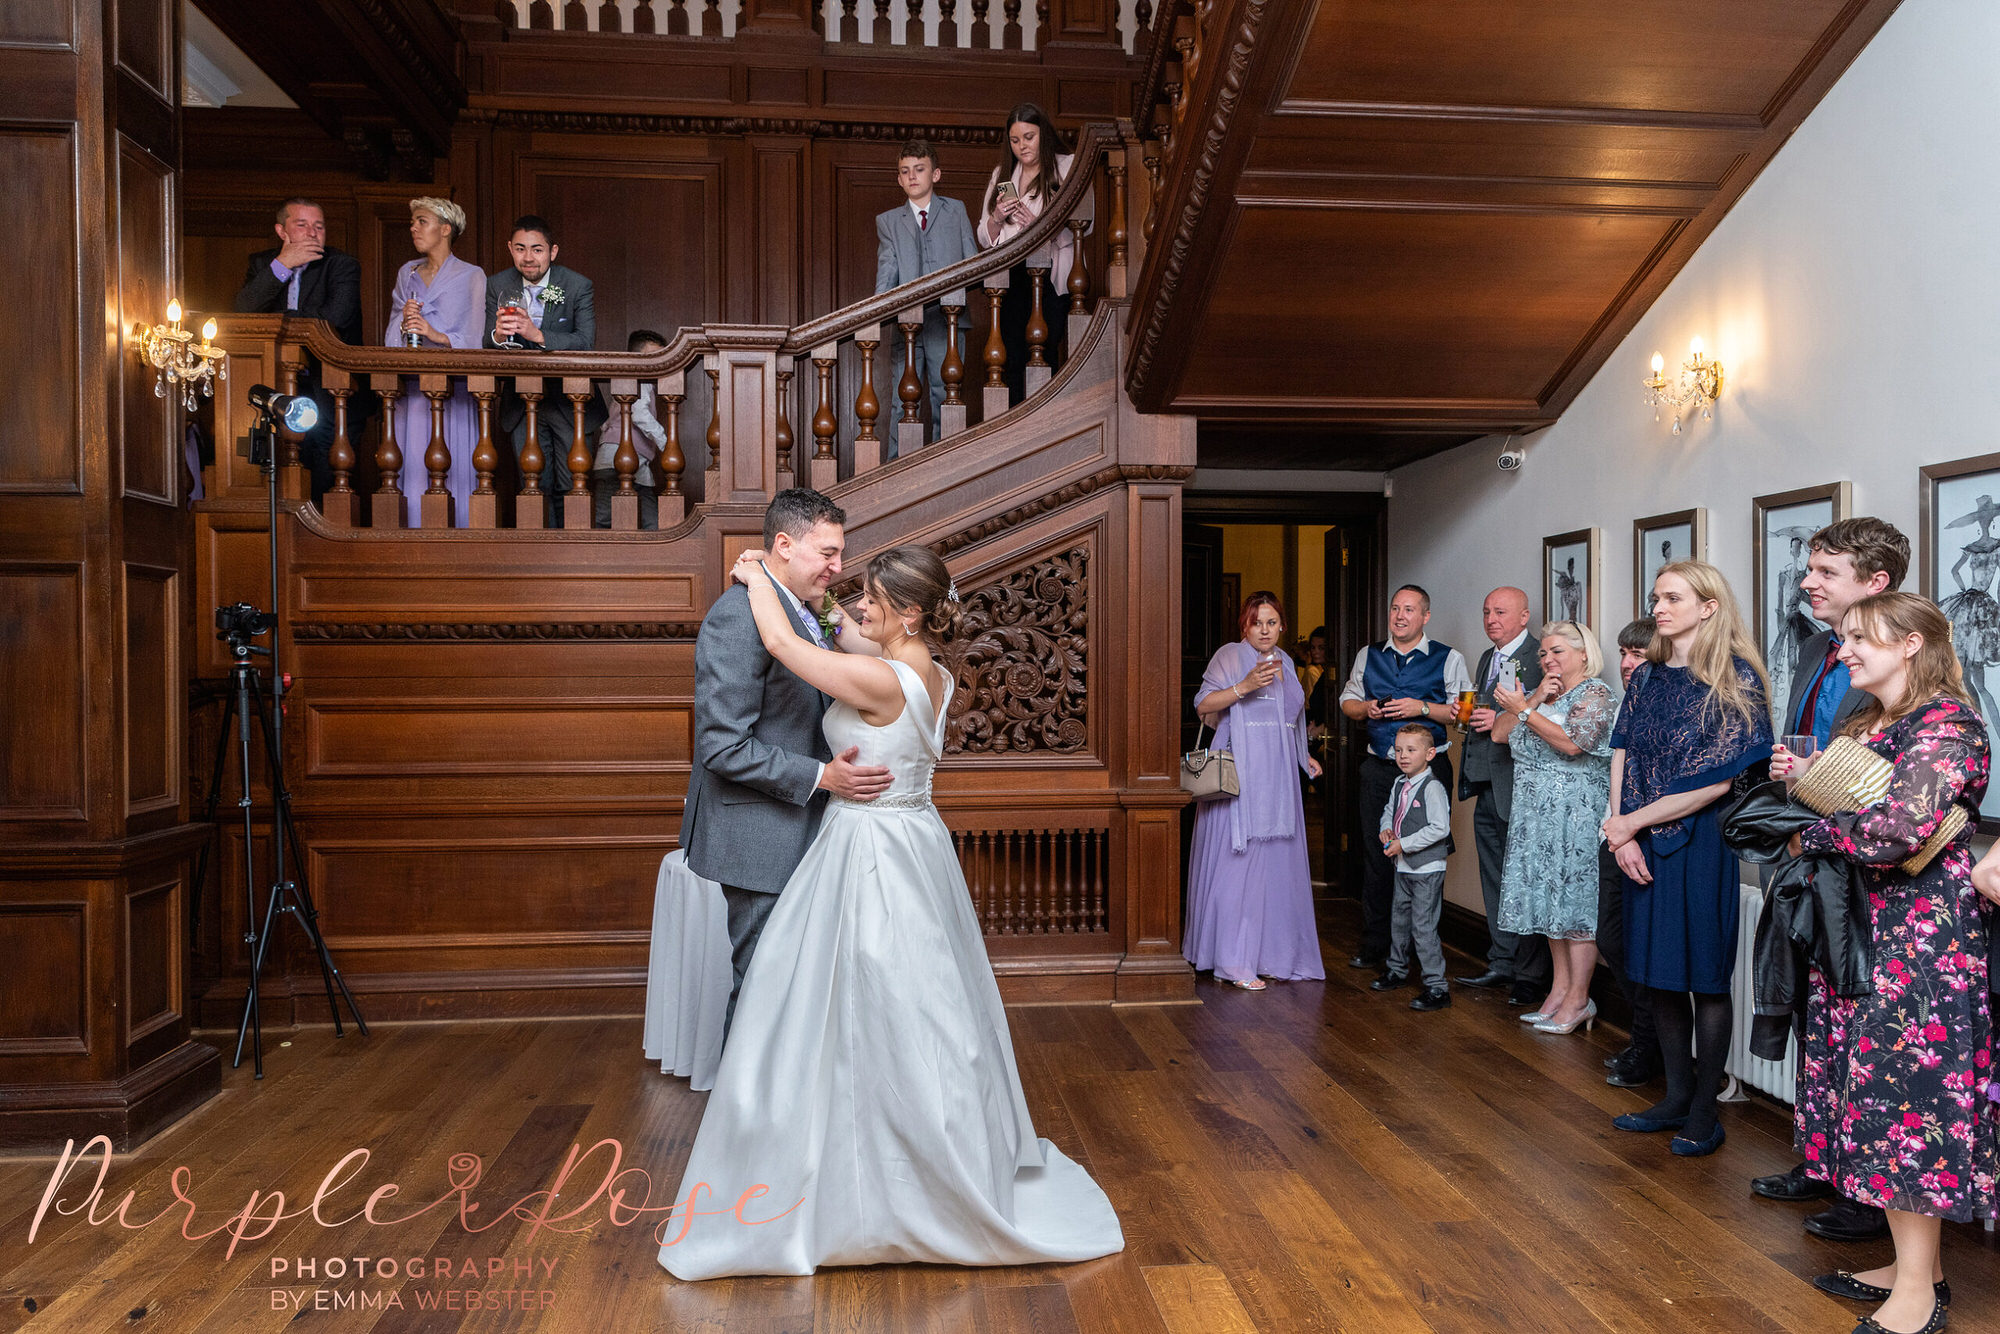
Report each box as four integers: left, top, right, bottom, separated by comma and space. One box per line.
1753, 482, 1852, 726
1920, 452, 2000, 833
1632, 508, 1708, 619
1542, 528, 1600, 631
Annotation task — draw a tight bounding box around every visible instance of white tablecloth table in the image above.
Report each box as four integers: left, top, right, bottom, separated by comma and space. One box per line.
642, 849, 732, 1092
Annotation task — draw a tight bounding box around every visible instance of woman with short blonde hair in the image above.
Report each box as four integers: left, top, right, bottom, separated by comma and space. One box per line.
384, 196, 484, 526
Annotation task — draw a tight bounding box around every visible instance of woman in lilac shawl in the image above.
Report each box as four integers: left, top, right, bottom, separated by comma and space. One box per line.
385, 196, 483, 527
1183, 592, 1325, 990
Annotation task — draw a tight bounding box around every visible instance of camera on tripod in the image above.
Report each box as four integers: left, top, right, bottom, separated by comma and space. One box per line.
215, 602, 276, 657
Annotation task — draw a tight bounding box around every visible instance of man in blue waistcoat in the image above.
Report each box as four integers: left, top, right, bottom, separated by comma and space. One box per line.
1338, 584, 1473, 972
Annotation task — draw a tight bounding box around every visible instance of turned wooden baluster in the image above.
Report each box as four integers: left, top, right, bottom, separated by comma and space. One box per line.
905, 0, 923, 43
1107, 160, 1129, 271
609, 385, 640, 532
852, 327, 882, 473
1142, 142, 1162, 243
1134, 0, 1151, 27
527, 0, 554, 28
666, 0, 687, 34
564, 0, 588, 27
1034, 0, 1048, 46
657, 371, 687, 527
596, 0, 620, 29
1065, 219, 1092, 352
970, 0, 990, 48
938, 292, 967, 440
467, 376, 499, 529
516, 388, 545, 530
704, 367, 722, 477
700, 0, 721, 35
1001, 0, 1021, 47
632, 0, 656, 31
872, 0, 891, 42
838, 0, 858, 41
1023, 264, 1052, 395
981, 276, 1009, 422
564, 380, 594, 531
277, 345, 307, 498
324, 383, 358, 527
938, 0, 957, 45
496, 0, 516, 30
371, 383, 405, 527
774, 367, 796, 490
809, 350, 839, 492
423, 376, 455, 529
895, 309, 924, 457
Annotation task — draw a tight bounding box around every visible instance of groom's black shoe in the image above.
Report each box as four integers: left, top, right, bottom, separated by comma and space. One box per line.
1409, 988, 1451, 1012
1348, 953, 1386, 971
1369, 972, 1411, 991
1455, 969, 1508, 989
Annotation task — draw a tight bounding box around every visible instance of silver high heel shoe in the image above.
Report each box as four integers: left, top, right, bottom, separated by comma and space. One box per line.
1535, 1000, 1598, 1035
1520, 996, 1565, 1024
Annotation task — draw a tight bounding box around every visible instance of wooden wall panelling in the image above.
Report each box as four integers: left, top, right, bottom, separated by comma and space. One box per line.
1, 128, 84, 494
0, 563, 90, 825
117, 133, 177, 503
122, 563, 181, 821
0, 0, 74, 46
114, 0, 173, 102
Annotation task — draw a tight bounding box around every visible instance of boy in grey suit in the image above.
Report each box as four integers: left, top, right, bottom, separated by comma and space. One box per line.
875, 139, 979, 451
681, 488, 892, 1035
484, 214, 606, 527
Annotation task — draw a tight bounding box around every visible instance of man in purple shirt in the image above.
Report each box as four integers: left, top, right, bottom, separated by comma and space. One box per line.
233, 197, 365, 502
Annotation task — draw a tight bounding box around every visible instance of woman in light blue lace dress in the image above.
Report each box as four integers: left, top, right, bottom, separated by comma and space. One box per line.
1493, 621, 1615, 1035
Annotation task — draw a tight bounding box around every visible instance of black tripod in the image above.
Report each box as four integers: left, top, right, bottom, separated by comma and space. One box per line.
190, 624, 368, 1076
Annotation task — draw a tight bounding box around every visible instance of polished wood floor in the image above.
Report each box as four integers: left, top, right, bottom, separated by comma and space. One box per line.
4, 906, 1997, 1334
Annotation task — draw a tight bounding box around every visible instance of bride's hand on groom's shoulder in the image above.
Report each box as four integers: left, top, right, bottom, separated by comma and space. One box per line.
730, 549, 770, 587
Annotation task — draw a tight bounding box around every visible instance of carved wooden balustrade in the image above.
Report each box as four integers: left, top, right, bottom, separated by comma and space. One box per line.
491, 0, 1150, 53
189, 120, 1185, 1023
204, 125, 1143, 530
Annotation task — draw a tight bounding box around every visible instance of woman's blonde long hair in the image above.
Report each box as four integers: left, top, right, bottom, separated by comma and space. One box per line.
1645, 560, 1770, 728
1838, 592, 1974, 736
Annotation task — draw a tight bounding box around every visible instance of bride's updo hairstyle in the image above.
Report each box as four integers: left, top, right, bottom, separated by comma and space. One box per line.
867, 546, 964, 646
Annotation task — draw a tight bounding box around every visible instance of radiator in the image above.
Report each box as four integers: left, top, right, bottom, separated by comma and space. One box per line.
1723, 878, 1798, 1103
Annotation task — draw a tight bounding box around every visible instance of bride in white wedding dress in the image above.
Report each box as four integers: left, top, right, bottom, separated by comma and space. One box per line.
657, 545, 1124, 1280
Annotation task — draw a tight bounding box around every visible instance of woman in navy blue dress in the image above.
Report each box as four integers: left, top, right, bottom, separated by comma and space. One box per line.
1603, 561, 1772, 1156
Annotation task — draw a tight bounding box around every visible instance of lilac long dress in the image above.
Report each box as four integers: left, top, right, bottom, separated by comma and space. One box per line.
1183, 640, 1326, 983
385, 253, 484, 527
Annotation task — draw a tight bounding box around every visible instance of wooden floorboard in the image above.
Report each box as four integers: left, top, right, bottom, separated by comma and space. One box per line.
2, 905, 1996, 1334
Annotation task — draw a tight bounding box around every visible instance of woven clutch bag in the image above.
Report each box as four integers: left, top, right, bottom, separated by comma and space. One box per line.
1791, 734, 1968, 875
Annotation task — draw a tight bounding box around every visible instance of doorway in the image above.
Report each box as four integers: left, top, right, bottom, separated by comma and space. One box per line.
1182, 495, 1385, 897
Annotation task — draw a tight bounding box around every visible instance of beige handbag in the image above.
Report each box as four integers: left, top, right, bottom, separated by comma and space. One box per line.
1792, 734, 1969, 874
1180, 724, 1240, 802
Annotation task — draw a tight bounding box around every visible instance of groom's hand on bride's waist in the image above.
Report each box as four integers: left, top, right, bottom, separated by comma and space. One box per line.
819, 745, 893, 801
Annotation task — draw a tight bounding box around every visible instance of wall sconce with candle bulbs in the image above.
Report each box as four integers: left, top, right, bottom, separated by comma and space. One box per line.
136, 299, 227, 411
1641, 337, 1724, 434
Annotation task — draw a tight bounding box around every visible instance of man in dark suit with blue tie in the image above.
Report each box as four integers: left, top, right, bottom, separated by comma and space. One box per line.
485, 214, 606, 527
1747, 516, 1906, 1244
875, 140, 979, 452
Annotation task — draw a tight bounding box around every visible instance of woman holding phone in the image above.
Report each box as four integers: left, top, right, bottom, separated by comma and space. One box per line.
975, 103, 1094, 405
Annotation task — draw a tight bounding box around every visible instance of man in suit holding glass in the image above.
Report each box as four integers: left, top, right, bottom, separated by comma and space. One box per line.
1453, 587, 1551, 1006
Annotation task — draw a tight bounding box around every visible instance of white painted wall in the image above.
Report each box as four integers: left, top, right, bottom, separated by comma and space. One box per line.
1386, 0, 2000, 914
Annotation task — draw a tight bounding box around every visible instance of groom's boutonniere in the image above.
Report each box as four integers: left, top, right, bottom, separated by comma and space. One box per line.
816, 596, 844, 641
540, 284, 565, 306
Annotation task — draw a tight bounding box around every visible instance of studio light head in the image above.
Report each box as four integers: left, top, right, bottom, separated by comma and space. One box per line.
246, 383, 320, 433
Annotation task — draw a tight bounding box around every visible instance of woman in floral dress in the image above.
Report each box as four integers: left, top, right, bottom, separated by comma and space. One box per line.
1777, 592, 1997, 1334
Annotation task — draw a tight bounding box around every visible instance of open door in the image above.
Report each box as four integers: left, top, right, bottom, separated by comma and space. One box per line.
1323, 524, 1370, 893
1182, 523, 1226, 755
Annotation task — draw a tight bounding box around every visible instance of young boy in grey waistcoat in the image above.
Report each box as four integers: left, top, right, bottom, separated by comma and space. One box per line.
1373, 723, 1454, 1011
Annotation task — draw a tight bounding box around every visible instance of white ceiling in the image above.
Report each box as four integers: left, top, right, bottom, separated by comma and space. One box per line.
182, 2, 294, 108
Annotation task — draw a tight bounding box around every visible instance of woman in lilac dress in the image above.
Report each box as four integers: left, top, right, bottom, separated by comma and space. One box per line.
1183, 592, 1326, 990
385, 196, 483, 527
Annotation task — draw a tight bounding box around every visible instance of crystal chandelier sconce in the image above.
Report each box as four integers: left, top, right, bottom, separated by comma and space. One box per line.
137, 299, 227, 411
1641, 337, 1724, 434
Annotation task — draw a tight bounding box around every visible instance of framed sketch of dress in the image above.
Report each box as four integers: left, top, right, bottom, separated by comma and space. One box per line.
1753, 482, 1851, 730
1921, 452, 2000, 833
1542, 528, 1600, 631
1633, 508, 1707, 619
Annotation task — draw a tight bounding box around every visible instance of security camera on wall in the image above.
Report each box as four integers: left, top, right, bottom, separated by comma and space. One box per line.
1497, 436, 1526, 472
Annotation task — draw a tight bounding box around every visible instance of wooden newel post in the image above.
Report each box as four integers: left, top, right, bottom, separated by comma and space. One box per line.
467, 377, 499, 529
939, 289, 967, 440
564, 378, 594, 530
517, 389, 545, 530
851, 326, 881, 474
422, 373, 454, 529
982, 275, 1010, 422
658, 369, 687, 528
810, 348, 839, 492
774, 367, 796, 492
372, 383, 407, 529
609, 379, 640, 532
896, 305, 924, 458
323, 373, 359, 528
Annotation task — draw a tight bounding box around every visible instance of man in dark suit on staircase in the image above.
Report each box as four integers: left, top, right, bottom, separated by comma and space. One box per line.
1453, 586, 1552, 1006
1748, 517, 1907, 1244
233, 196, 364, 504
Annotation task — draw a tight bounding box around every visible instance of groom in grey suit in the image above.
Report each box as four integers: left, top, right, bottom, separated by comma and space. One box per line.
875, 139, 980, 451
681, 488, 893, 1035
